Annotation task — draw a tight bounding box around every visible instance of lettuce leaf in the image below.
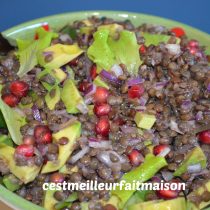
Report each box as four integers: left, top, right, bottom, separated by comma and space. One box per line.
0, 87, 25, 145
142, 33, 180, 46
87, 29, 115, 70
16, 27, 56, 78
108, 30, 142, 75
87, 29, 141, 75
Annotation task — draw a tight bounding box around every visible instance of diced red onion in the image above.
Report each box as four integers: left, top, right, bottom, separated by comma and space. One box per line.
154, 81, 168, 90
52, 109, 67, 115
70, 146, 90, 164
120, 125, 137, 134
59, 34, 71, 42
138, 96, 148, 106
99, 70, 121, 85
32, 104, 42, 122
85, 84, 96, 96
181, 100, 192, 110
170, 120, 184, 134
161, 171, 173, 181
76, 103, 88, 114
152, 176, 161, 183
37, 144, 48, 156
196, 111, 203, 121
165, 44, 181, 55
207, 84, 210, 92
187, 163, 202, 174
157, 147, 171, 157
127, 138, 143, 146
84, 95, 93, 105
127, 77, 144, 87
89, 141, 112, 149
110, 64, 123, 77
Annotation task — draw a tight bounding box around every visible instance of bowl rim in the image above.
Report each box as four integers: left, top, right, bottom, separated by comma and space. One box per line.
0, 10, 210, 210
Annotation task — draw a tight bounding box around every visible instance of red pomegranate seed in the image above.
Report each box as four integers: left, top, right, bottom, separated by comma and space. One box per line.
2, 93, 20, 107
10, 81, 29, 98
79, 81, 90, 92
153, 144, 170, 156
15, 144, 34, 157
94, 103, 111, 117
199, 130, 210, 144
90, 64, 98, 80
113, 117, 125, 126
34, 125, 52, 144
69, 58, 78, 66
50, 172, 65, 183
156, 188, 179, 199
128, 149, 143, 166
188, 40, 199, 48
95, 117, 110, 136
171, 27, 185, 37
128, 84, 144, 99
34, 24, 50, 40
94, 87, 109, 103
23, 135, 35, 145
139, 45, 146, 54
188, 47, 198, 55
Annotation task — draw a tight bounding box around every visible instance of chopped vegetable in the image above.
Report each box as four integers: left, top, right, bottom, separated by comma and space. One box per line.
45, 86, 61, 110
3, 174, 21, 192
134, 112, 156, 130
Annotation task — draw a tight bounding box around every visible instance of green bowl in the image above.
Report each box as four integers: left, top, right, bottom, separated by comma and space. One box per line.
1, 11, 210, 210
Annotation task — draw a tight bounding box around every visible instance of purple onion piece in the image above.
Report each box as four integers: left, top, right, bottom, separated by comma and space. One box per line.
99, 69, 121, 85
127, 77, 144, 86
207, 83, 210, 92
154, 81, 168, 90
32, 104, 42, 122
195, 111, 203, 121
85, 84, 96, 96
181, 100, 192, 110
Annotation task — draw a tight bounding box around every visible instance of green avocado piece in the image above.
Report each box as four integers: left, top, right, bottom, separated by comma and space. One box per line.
93, 76, 109, 89
0, 144, 41, 183
0, 135, 13, 147
61, 79, 87, 114
43, 189, 58, 210
51, 68, 67, 83
45, 86, 61, 110
174, 147, 207, 177
134, 112, 156, 130
188, 181, 210, 210
38, 44, 83, 69
3, 174, 21, 192
41, 121, 81, 173
128, 197, 186, 210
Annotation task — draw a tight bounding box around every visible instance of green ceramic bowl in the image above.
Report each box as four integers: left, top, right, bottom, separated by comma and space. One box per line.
1, 11, 210, 210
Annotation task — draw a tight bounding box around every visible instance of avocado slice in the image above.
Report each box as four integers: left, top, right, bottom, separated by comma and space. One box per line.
43, 189, 57, 210
93, 76, 109, 89
0, 144, 41, 183
45, 86, 61, 110
134, 112, 156, 130
3, 174, 21, 192
39, 44, 83, 69
61, 79, 87, 114
51, 68, 67, 83
128, 197, 186, 210
59, 165, 78, 174
174, 147, 207, 177
188, 181, 210, 210
41, 121, 81, 173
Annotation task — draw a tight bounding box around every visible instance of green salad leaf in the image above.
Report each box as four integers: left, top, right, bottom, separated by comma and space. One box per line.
16, 27, 56, 78
87, 29, 141, 75
0, 89, 25, 145
87, 29, 115, 70
108, 30, 142, 75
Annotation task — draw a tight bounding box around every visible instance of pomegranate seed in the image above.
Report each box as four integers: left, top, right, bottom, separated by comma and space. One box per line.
153, 145, 170, 156
23, 135, 35, 145
69, 58, 78, 66
188, 47, 198, 55
171, 27, 185, 37
139, 45, 146, 54
34, 24, 50, 40
2, 93, 19, 107
199, 130, 210, 144
79, 81, 90, 92
15, 144, 34, 157
50, 172, 65, 183
188, 40, 199, 48
94, 103, 111, 117
94, 87, 109, 103
128, 84, 144, 99
95, 117, 110, 136
10, 81, 29, 98
34, 125, 52, 144
113, 117, 125, 126
90, 64, 98, 80
128, 149, 143, 166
